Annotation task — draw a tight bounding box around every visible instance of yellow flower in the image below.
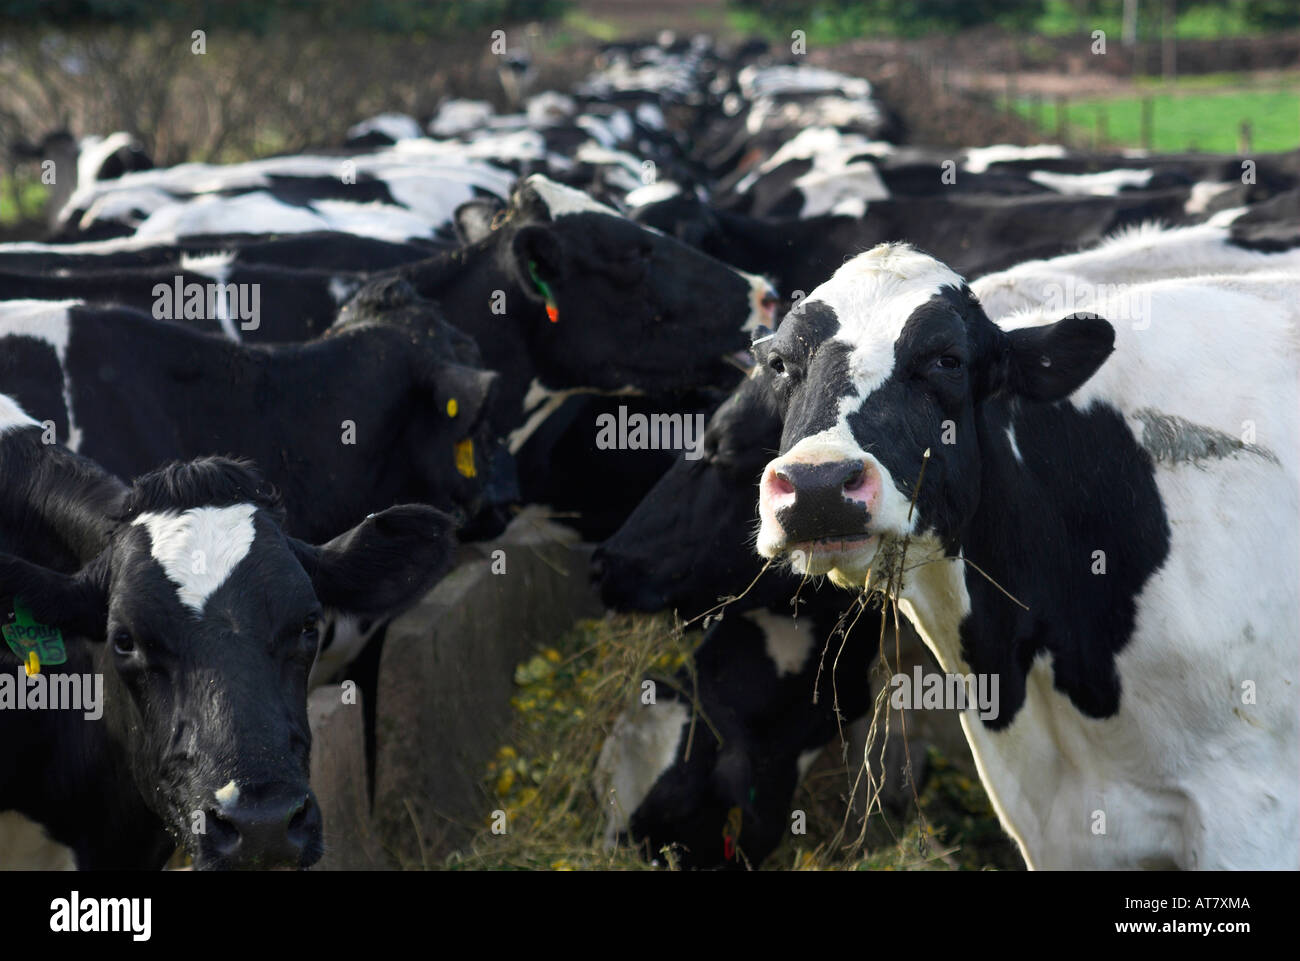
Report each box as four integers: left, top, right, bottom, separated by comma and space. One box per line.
543, 648, 562, 664
496, 769, 516, 796
497, 745, 518, 760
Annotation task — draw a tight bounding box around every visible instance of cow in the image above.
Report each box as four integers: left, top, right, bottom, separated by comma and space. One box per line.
0, 295, 510, 544
750, 243, 1299, 869
51, 149, 516, 244
12, 130, 152, 234
596, 600, 877, 870
632, 187, 1201, 308
0, 259, 359, 343
0, 231, 439, 277
0, 394, 458, 868
594, 368, 783, 616
971, 220, 1300, 319
340, 175, 776, 525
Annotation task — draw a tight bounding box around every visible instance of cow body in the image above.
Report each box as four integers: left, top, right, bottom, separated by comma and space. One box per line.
753, 247, 1299, 868
0, 298, 505, 543
596, 600, 876, 869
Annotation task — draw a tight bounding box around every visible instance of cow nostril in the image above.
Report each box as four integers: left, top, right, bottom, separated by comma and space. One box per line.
207, 809, 241, 855
843, 468, 868, 493
770, 470, 795, 497
286, 794, 313, 841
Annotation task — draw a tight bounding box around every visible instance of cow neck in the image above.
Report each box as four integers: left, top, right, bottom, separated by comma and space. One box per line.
10, 675, 174, 869
399, 237, 540, 431
899, 392, 1170, 731
256, 330, 414, 541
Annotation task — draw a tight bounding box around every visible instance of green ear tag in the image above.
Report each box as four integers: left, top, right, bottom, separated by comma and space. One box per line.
527, 260, 559, 323
3, 599, 67, 666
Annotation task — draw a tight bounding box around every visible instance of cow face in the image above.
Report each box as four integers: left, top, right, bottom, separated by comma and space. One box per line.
404, 358, 514, 530
0, 459, 456, 870
500, 175, 777, 393
595, 371, 784, 615
754, 244, 1114, 588
337, 278, 517, 529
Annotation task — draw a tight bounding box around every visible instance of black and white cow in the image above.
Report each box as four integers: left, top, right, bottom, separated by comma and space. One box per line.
0, 259, 360, 343
0, 395, 457, 868
381, 175, 776, 443
0, 296, 509, 544
0, 231, 439, 277
971, 219, 1300, 319
13, 130, 153, 234
594, 368, 783, 615
596, 598, 876, 870
750, 244, 1299, 868
633, 186, 1201, 301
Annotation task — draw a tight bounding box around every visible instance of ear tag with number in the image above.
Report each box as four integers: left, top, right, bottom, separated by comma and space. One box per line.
3, 598, 67, 667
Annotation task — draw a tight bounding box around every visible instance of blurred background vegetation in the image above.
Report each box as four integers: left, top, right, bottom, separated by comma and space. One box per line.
2, 1, 1297, 229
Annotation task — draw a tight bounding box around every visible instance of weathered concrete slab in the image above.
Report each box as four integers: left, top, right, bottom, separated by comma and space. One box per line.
372, 508, 600, 869
308, 683, 388, 870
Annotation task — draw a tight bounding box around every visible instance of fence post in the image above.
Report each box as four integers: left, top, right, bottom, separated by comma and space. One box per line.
1056, 94, 1068, 144
1238, 120, 1253, 155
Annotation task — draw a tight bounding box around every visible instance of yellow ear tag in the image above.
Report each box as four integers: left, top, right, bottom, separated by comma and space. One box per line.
25, 650, 40, 676
446, 398, 459, 418
455, 438, 476, 478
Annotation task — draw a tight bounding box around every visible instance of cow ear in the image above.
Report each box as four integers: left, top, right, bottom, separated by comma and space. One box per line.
1003, 313, 1115, 402
431, 363, 499, 430
510, 225, 566, 305
0, 553, 109, 640
454, 198, 502, 245
289, 506, 459, 618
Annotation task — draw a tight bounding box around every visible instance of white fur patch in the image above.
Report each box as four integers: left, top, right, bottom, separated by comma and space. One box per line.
132, 505, 258, 613
521, 174, 618, 219
0, 299, 82, 451
0, 393, 38, 435
962, 143, 1067, 174
179, 250, 235, 279
214, 780, 240, 808
750, 610, 815, 677
624, 181, 682, 208
594, 699, 689, 845
1027, 167, 1152, 196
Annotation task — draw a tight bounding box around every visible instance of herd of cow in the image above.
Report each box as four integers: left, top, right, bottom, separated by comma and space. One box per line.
1, 33, 1297, 871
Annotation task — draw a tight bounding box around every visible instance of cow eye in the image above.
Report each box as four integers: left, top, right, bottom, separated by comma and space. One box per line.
768, 354, 787, 376
112, 629, 135, 655
934, 355, 962, 371
301, 616, 320, 639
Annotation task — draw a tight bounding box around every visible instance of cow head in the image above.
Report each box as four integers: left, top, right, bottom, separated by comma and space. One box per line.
492, 174, 778, 392
753, 244, 1114, 588
336, 277, 518, 533
594, 370, 785, 616
0, 458, 457, 870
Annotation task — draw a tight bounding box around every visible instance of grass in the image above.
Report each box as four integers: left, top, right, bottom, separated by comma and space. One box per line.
450, 607, 1018, 871
727, 0, 1284, 44
1009, 86, 1300, 152
0, 175, 48, 228
1033, 0, 1267, 40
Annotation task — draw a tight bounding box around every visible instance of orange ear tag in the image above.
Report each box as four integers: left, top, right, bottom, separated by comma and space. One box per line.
545, 303, 559, 323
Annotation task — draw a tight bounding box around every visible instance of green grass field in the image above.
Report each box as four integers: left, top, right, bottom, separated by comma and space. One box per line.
1011, 86, 1300, 153
0, 175, 47, 227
